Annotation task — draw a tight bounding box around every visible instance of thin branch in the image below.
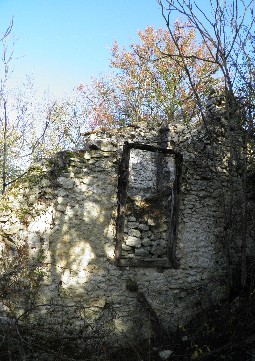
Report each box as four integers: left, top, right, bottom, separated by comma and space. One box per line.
0, 18, 13, 42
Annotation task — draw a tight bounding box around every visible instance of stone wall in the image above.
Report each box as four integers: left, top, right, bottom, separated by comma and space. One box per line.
0, 108, 249, 343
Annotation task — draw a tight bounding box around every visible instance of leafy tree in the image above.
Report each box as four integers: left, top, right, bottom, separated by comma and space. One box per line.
78, 22, 221, 129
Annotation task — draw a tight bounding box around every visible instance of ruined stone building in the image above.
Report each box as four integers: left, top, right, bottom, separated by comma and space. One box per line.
0, 98, 254, 343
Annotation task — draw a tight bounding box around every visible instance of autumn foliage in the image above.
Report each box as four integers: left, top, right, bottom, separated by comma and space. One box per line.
79, 21, 220, 129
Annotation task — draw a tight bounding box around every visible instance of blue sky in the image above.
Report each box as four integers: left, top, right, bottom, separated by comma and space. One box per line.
0, 0, 166, 97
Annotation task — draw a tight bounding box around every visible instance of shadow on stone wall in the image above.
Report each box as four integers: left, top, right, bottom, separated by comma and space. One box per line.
20, 145, 152, 345
0, 118, 248, 350
31, 148, 124, 338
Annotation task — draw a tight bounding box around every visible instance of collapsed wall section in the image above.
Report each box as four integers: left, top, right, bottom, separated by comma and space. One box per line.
0, 118, 242, 343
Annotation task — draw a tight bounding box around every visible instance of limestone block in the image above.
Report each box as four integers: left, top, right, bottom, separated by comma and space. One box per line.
128, 229, 141, 238
127, 221, 140, 228
65, 207, 76, 217
40, 179, 51, 187
134, 248, 149, 257
151, 240, 167, 256
147, 218, 156, 226
27, 233, 41, 247
56, 204, 66, 212
57, 177, 74, 189
2, 224, 21, 234
127, 216, 136, 222
78, 183, 91, 192
141, 238, 150, 246
28, 215, 52, 233
125, 236, 141, 247
56, 188, 68, 197
159, 350, 173, 360
138, 223, 149, 231
89, 297, 106, 308
159, 224, 168, 232
100, 142, 117, 152
143, 231, 152, 239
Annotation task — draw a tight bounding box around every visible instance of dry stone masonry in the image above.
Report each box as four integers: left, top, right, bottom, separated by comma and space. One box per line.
0, 99, 253, 344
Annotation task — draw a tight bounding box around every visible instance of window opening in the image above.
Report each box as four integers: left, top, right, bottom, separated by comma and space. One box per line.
114, 143, 182, 268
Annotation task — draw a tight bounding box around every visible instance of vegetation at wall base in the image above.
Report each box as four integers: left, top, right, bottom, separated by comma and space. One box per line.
0, 293, 255, 360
